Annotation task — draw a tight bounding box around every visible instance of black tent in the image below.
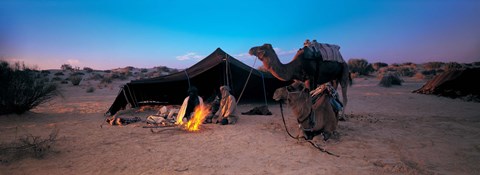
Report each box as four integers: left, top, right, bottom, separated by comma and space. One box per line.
106, 48, 291, 115
413, 68, 480, 100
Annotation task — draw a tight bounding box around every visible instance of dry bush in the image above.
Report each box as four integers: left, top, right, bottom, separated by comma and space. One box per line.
379, 73, 403, 87
88, 73, 104, 81
70, 72, 85, 76
443, 62, 464, 71
423, 62, 444, 70
100, 77, 112, 84
54, 72, 64, 76
140, 68, 148, 73
0, 129, 59, 164
41, 70, 50, 75
348, 58, 373, 76
398, 67, 416, 77
51, 77, 62, 82
83, 67, 94, 73
69, 75, 82, 86
350, 72, 360, 79
0, 61, 59, 115
372, 62, 388, 71
86, 86, 95, 93
60, 64, 73, 71
473, 62, 480, 67
414, 72, 426, 80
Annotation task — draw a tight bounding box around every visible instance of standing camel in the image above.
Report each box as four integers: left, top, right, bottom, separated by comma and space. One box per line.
273, 81, 338, 141
249, 43, 350, 119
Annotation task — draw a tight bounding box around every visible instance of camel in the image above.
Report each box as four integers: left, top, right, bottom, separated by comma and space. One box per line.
273, 81, 338, 141
249, 43, 350, 119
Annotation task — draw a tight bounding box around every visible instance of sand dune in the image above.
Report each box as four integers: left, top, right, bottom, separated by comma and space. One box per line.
1, 77, 480, 174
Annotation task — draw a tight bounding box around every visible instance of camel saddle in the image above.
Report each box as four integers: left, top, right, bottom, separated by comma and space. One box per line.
302, 43, 345, 63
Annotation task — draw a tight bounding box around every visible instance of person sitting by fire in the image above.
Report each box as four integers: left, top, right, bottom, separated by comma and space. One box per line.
176, 86, 204, 124
211, 86, 238, 125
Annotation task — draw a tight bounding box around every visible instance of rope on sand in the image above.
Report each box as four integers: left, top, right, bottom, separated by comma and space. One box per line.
279, 102, 339, 157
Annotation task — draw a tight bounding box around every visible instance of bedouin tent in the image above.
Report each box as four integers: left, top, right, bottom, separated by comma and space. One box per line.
106, 48, 291, 116
413, 68, 480, 100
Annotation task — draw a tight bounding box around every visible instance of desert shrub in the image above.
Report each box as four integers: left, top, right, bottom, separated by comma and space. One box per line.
372, 62, 388, 71
101, 77, 112, 84
61, 80, 69, 84
348, 58, 373, 76
70, 72, 85, 76
443, 62, 463, 71
140, 68, 148, 73
69, 76, 82, 86
0, 129, 59, 163
423, 62, 444, 70
379, 73, 403, 87
350, 72, 360, 79
414, 72, 426, 80
54, 72, 64, 76
41, 70, 50, 74
113, 67, 132, 77
473, 62, 480, 67
0, 61, 59, 115
86, 86, 95, 93
51, 77, 62, 81
60, 64, 73, 71
398, 67, 416, 77
155, 66, 171, 73
104, 70, 111, 73
88, 73, 104, 81
83, 67, 94, 73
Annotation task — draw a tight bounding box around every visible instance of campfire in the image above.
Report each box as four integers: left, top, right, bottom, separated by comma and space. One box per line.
176, 105, 211, 132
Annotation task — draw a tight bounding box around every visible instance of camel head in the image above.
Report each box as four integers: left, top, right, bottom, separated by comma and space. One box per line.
273, 80, 309, 103
249, 44, 279, 68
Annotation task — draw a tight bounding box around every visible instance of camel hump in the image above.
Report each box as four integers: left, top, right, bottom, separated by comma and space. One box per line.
305, 43, 344, 63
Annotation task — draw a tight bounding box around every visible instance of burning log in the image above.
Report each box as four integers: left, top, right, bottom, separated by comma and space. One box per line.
151, 105, 211, 133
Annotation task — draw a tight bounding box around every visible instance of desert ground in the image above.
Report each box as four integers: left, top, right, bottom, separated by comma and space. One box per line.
1, 76, 480, 175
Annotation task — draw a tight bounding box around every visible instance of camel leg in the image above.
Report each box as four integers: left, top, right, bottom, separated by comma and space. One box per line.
339, 85, 347, 121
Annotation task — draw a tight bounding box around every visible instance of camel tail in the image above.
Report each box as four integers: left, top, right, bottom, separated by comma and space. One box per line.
348, 71, 353, 86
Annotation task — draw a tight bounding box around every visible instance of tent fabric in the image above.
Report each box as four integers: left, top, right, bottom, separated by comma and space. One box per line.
106, 48, 291, 116
413, 68, 480, 100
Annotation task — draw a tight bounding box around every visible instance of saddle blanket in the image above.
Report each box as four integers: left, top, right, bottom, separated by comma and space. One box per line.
307, 43, 345, 63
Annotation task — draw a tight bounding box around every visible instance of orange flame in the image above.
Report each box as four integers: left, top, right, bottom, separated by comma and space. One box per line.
181, 105, 211, 132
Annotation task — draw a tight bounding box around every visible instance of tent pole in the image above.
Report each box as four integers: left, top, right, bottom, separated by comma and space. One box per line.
225, 53, 230, 87
236, 57, 257, 104
184, 70, 191, 88
261, 72, 268, 107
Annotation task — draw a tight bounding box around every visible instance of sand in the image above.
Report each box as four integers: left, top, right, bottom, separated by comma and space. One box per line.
1, 77, 480, 175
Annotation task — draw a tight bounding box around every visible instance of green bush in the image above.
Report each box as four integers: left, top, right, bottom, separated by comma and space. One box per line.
443, 62, 463, 71
60, 64, 73, 71
379, 73, 403, 87
348, 58, 373, 76
372, 62, 388, 71
69, 76, 82, 86
83, 67, 94, 73
0, 61, 59, 115
423, 62, 444, 70
100, 77, 112, 84
86, 86, 95, 93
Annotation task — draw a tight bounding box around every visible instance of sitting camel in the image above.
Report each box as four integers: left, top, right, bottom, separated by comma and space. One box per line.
273, 81, 338, 141
249, 43, 350, 120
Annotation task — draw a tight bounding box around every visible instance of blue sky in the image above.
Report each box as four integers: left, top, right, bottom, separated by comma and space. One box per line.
1, 0, 479, 70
